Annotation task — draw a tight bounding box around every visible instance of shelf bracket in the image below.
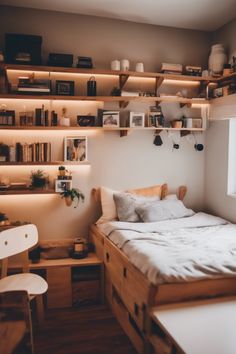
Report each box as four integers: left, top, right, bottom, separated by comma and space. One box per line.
180, 130, 191, 137
155, 76, 164, 93
119, 100, 129, 109
119, 74, 129, 90
120, 129, 128, 137
179, 102, 192, 108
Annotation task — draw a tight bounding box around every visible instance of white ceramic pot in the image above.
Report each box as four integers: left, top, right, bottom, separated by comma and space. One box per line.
135, 62, 144, 72
208, 44, 227, 74
121, 59, 130, 71
111, 60, 120, 70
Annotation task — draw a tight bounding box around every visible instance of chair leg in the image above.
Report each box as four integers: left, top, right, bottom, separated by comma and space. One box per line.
36, 295, 44, 325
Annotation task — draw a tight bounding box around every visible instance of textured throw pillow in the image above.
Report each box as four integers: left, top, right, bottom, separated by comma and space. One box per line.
113, 192, 160, 222
164, 194, 178, 201
136, 199, 194, 223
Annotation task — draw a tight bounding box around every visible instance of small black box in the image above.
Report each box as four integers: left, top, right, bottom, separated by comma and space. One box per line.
5, 33, 42, 65
48, 53, 73, 67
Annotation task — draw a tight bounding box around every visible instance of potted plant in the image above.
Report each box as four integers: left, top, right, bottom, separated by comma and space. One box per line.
60, 188, 85, 208
0, 212, 10, 226
30, 169, 49, 189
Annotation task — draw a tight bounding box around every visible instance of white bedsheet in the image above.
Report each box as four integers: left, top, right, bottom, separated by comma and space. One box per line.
98, 213, 236, 285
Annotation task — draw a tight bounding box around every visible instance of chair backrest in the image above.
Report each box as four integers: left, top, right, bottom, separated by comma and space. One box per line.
0, 224, 38, 260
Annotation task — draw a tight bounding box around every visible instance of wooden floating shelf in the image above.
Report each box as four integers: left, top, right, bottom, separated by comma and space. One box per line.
0, 161, 90, 166
0, 188, 56, 195
2, 63, 218, 82
0, 94, 209, 105
0, 126, 205, 132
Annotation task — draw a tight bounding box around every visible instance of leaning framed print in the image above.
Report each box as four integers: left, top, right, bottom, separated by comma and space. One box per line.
56, 80, 75, 96
55, 179, 72, 193
102, 111, 120, 127
64, 136, 88, 162
129, 112, 145, 128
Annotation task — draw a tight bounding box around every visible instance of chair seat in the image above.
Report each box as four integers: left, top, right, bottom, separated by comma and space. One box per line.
0, 273, 48, 295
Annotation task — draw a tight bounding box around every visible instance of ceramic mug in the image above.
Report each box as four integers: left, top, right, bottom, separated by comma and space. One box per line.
111, 60, 120, 71
121, 59, 130, 71
135, 62, 144, 72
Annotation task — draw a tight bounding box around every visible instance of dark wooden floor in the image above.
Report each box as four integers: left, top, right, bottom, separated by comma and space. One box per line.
34, 305, 137, 354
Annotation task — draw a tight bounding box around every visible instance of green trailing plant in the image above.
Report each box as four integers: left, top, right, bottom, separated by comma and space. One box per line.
58, 165, 66, 171
30, 169, 49, 188
60, 188, 85, 208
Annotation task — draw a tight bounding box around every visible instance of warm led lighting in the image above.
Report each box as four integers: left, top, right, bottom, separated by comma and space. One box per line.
191, 103, 210, 108
6, 69, 118, 79
6, 69, 49, 76
128, 76, 155, 83
163, 79, 200, 85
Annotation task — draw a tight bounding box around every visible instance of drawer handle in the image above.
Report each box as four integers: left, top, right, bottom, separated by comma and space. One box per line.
134, 303, 139, 317
123, 267, 127, 278
106, 252, 110, 262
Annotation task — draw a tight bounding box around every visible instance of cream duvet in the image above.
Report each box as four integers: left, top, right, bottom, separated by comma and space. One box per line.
98, 213, 236, 285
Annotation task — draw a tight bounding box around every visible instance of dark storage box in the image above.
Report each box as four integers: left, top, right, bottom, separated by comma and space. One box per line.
5, 33, 42, 65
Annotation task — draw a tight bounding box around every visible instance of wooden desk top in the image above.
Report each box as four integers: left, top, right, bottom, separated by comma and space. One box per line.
9, 253, 102, 270
151, 296, 236, 354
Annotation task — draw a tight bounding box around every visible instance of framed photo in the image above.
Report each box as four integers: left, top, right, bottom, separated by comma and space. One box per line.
55, 179, 72, 193
64, 136, 88, 162
56, 80, 74, 96
130, 112, 145, 128
102, 111, 120, 127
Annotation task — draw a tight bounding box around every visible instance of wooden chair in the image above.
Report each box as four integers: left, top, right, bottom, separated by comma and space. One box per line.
0, 290, 34, 354
0, 224, 48, 324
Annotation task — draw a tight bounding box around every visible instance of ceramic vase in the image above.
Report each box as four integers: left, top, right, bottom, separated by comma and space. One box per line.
208, 44, 227, 74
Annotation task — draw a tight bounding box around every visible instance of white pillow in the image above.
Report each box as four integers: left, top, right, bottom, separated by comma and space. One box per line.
96, 186, 118, 224
136, 199, 194, 223
113, 192, 160, 222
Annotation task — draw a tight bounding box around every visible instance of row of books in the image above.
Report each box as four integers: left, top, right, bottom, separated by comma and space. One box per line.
161, 63, 202, 76
0, 110, 16, 126
7, 142, 51, 162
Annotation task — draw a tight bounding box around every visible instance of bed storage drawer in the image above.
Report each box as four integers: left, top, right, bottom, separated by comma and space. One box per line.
104, 239, 124, 294
112, 287, 145, 354
121, 262, 154, 330
90, 226, 104, 261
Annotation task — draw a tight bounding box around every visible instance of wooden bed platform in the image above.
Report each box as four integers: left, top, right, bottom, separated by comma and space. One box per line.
89, 186, 236, 353
89, 224, 236, 354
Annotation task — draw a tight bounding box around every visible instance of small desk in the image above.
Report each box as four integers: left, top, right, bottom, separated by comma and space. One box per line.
8, 254, 104, 309
151, 297, 236, 354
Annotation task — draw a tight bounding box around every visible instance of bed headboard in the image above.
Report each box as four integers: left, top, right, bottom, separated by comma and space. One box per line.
91, 184, 187, 202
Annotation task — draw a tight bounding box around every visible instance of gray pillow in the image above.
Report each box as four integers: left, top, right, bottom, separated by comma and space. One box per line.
113, 192, 160, 222
136, 199, 194, 223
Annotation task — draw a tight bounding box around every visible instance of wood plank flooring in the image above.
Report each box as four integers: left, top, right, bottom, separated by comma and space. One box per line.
34, 305, 137, 354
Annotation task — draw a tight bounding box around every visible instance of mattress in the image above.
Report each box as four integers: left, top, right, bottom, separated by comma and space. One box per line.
98, 212, 236, 285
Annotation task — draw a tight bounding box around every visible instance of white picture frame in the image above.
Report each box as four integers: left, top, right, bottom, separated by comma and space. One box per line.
130, 112, 145, 128
64, 136, 88, 162
55, 179, 72, 193
102, 111, 120, 127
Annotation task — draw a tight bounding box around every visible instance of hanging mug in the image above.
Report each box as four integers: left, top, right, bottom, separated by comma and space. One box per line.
87, 76, 97, 96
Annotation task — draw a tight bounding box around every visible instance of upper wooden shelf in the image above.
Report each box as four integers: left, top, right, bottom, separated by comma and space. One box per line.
2, 63, 217, 82
0, 93, 209, 105
0, 188, 56, 195
0, 161, 90, 166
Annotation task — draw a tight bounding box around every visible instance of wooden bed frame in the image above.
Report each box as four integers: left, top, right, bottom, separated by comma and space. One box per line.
89, 186, 236, 353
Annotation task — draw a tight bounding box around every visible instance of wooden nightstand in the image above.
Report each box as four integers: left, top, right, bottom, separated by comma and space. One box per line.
9, 253, 104, 309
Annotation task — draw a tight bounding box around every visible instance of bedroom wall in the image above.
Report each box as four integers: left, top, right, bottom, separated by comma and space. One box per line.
204, 19, 236, 222
0, 6, 211, 240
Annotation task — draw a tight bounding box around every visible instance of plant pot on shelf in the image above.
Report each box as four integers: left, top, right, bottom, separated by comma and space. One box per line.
65, 196, 73, 207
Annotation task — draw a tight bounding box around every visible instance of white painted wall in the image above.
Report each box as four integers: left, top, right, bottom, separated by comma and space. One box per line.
0, 6, 209, 240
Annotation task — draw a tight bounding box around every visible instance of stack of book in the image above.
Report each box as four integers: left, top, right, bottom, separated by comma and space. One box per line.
161, 63, 183, 75
9, 142, 52, 162
17, 77, 51, 94
185, 66, 202, 76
